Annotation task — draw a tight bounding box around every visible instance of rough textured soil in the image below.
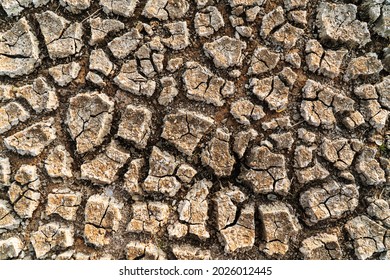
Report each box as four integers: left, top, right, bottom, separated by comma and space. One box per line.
0, 0, 389, 260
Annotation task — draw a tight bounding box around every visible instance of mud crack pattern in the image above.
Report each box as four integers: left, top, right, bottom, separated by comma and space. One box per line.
0, 0, 389, 260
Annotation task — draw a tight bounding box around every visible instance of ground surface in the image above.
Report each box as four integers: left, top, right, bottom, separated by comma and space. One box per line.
0, 0, 389, 260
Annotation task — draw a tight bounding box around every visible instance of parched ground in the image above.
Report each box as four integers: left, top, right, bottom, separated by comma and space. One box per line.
0, 0, 389, 260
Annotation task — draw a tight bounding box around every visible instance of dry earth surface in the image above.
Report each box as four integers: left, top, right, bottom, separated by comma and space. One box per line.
0, 0, 389, 260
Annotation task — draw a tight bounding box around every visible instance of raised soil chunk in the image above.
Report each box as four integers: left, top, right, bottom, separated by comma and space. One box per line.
167, 57, 184, 72
114, 59, 156, 97
305, 39, 347, 78
36, 11, 83, 59
142, 147, 181, 196
108, 28, 142, 59
320, 138, 360, 170
123, 158, 144, 197
261, 6, 304, 49
316, 2, 371, 48
235, 26, 253, 38
4, 118, 56, 156
269, 132, 295, 150
228, 0, 265, 7
8, 165, 41, 219
149, 146, 177, 177
161, 110, 214, 156
89, 49, 114, 76
0, 200, 20, 232
158, 76, 179, 105
177, 180, 211, 240
367, 198, 390, 228
294, 145, 315, 168
283, 0, 307, 10
168, 221, 189, 239
249, 75, 290, 112
203, 36, 246, 69
172, 244, 211, 260
99, 0, 137, 17
60, 0, 91, 13
300, 84, 335, 128
295, 161, 329, 184
248, 5, 265, 21
262, 116, 292, 131
345, 215, 389, 260
293, 10, 308, 26
0, 237, 23, 260
354, 83, 379, 100
84, 194, 123, 247
176, 163, 197, 183
305, 39, 324, 73
0, 85, 14, 102
127, 202, 170, 234
80, 141, 130, 185
45, 188, 82, 221
271, 23, 304, 50
31, 222, 74, 259
183, 61, 235, 106
49, 62, 81, 86
194, 6, 224, 37
233, 129, 258, 158
165, 0, 189, 19
0, 157, 11, 187
229, 15, 245, 28
300, 180, 359, 225
86, 72, 106, 87
230, 99, 265, 125
355, 148, 386, 186
134, 44, 160, 78
376, 76, 390, 109
258, 202, 301, 256
359, 98, 389, 131
343, 111, 366, 129
374, 3, 390, 38
213, 186, 246, 231
278, 67, 297, 87
220, 204, 255, 253
142, 0, 188, 20
201, 128, 235, 177
143, 176, 181, 197
344, 53, 383, 81
44, 145, 73, 179
117, 105, 152, 149
162, 21, 190, 50
240, 145, 291, 195
286, 50, 301, 68
249, 46, 280, 75
361, 1, 390, 39
0, 102, 30, 134
126, 240, 166, 260
297, 128, 316, 144
300, 233, 342, 260
260, 6, 285, 38
66, 92, 114, 154
0, 18, 40, 77
89, 17, 125, 46
16, 77, 58, 113
142, 0, 169, 20
300, 79, 355, 129
0, 0, 33, 16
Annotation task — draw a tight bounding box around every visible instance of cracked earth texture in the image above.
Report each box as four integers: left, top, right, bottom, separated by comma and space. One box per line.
0, 0, 389, 260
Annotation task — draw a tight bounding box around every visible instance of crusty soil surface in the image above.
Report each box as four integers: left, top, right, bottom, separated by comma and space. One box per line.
0, 0, 389, 260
